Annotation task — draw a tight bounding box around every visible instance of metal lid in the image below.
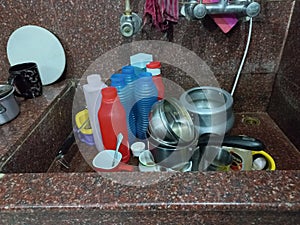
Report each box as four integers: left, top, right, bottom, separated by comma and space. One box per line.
0, 84, 13, 98
161, 98, 195, 143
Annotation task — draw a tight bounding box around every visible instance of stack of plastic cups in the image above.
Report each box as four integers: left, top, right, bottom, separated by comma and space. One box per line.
134, 72, 158, 140
110, 73, 135, 145
121, 66, 137, 142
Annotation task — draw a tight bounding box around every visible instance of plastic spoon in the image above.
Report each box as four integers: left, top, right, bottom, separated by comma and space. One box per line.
112, 133, 123, 167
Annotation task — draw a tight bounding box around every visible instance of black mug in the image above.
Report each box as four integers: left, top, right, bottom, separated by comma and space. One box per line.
8, 62, 43, 99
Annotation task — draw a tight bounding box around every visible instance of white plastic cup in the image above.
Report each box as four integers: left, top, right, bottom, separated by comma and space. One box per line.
131, 142, 146, 157
92, 150, 133, 172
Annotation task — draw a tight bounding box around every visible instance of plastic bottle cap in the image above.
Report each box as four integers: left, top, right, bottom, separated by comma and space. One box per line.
87, 74, 102, 87
101, 87, 117, 101
122, 65, 135, 74
130, 53, 153, 65
146, 61, 161, 69
146, 68, 161, 76
110, 74, 125, 88
110, 73, 124, 80
146, 62, 161, 76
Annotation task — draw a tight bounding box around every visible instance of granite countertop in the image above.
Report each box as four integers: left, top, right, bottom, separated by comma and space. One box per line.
0, 170, 299, 224
0, 80, 72, 167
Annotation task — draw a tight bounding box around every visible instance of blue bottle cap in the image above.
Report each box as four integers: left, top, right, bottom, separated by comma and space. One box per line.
122, 65, 135, 74
122, 66, 136, 83
110, 73, 125, 89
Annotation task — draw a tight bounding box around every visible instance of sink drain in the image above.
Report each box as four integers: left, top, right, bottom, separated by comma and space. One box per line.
242, 116, 260, 126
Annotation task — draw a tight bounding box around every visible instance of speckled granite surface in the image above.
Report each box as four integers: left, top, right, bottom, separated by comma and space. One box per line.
230, 113, 300, 170
0, 81, 69, 157
48, 112, 300, 173
268, 0, 300, 150
0, 82, 299, 224
0, 80, 74, 172
0, 0, 296, 112
0, 0, 299, 224
0, 171, 299, 224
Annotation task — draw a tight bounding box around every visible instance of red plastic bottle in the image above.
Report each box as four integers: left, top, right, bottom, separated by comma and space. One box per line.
146, 61, 165, 100
98, 87, 130, 163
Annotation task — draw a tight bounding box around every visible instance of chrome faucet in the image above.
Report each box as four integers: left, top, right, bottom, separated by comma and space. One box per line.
120, 0, 142, 37
184, 0, 261, 20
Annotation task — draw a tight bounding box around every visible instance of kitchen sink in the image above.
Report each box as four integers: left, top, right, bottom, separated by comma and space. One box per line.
0, 80, 299, 224
1, 80, 299, 173
47, 113, 300, 173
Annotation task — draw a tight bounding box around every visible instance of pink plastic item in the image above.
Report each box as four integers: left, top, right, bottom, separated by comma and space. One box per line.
202, 0, 238, 33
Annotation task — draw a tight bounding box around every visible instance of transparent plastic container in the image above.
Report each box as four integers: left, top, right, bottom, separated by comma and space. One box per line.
122, 66, 137, 142
82, 74, 107, 151
134, 72, 158, 139
111, 73, 136, 144
146, 61, 165, 100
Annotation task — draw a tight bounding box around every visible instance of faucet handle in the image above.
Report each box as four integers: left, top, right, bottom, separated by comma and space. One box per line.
120, 13, 142, 37
184, 1, 207, 20
193, 4, 207, 19
246, 2, 260, 18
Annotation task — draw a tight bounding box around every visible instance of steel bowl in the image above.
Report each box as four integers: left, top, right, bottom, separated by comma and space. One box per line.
148, 128, 198, 168
180, 87, 234, 135
148, 98, 195, 143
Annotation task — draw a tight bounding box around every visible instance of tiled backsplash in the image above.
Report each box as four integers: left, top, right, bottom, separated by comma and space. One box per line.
0, 0, 295, 112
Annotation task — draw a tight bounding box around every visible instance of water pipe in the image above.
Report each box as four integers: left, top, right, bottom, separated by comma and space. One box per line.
184, 0, 260, 20
120, 0, 142, 37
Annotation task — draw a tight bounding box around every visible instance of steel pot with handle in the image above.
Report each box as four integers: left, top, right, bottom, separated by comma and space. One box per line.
0, 84, 20, 125
180, 87, 234, 136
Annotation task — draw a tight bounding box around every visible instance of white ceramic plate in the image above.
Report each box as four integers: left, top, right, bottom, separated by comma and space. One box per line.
7, 25, 66, 85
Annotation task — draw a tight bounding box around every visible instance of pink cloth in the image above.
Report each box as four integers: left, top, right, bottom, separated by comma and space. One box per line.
144, 0, 179, 31
202, 0, 238, 33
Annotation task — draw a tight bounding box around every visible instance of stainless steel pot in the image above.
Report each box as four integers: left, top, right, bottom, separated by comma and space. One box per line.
148, 98, 195, 143
0, 84, 20, 125
180, 87, 234, 135
148, 129, 198, 168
